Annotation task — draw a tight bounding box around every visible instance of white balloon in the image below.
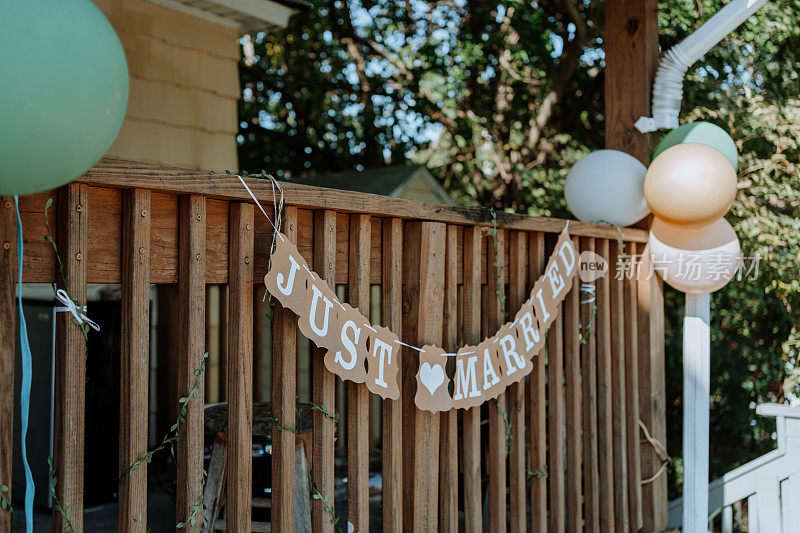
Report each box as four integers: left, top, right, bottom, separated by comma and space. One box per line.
648, 217, 741, 294
564, 149, 650, 227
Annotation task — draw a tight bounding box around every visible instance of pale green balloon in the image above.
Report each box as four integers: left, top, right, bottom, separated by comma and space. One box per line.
0, 0, 129, 196
653, 122, 738, 171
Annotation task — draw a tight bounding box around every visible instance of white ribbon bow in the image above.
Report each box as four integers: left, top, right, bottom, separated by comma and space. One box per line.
54, 288, 100, 332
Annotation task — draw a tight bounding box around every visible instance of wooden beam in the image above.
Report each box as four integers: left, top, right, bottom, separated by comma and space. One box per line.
596, 239, 616, 532
565, 268, 583, 532
604, 0, 659, 164
176, 194, 206, 533
272, 207, 298, 533
53, 183, 88, 532
119, 189, 151, 530
0, 197, 16, 533
528, 232, 547, 533
79, 159, 649, 243
226, 202, 254, 530
312, 210, 337, 533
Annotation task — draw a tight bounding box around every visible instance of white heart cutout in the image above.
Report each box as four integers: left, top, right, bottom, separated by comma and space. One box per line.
419, 362, 445, 395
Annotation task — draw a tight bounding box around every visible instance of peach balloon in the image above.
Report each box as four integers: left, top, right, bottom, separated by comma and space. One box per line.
648, 217, 740, 294
644, 143, 738, 228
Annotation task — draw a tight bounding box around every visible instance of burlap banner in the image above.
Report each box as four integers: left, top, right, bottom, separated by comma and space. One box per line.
264, 230, 578, 412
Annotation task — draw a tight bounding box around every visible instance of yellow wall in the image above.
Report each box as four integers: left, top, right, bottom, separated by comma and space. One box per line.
93, 0, 240, 171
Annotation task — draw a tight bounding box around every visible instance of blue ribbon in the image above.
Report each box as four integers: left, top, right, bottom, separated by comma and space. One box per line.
15, 196, 35, 533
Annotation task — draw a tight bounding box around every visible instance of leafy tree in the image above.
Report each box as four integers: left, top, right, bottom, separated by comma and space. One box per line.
239, 0, 800, 498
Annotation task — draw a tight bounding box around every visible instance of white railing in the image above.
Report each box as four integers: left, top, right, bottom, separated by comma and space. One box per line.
668, 403, 800, 532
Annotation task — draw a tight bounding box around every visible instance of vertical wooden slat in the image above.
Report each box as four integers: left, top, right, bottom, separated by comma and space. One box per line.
347, 214, 371, 532
548, 307, 565, 533
625, 243, 643, 530
581, 237, 600, 533
272, 206, 298, 533
528, 231, 547, 533
596, 239, 616, 532
637, 242, 668, 531
119, 189, 151, 530
508, 231, 527, 533
313, 210, 337, 533
401, 221, 445, 530
177, 194, 206, 533
439, 225, 458, 533
462, 226, 482, 531
53, 183, 88, 532
611, 241, 630, 532
381, 217, 403, 533
564, 263, 582, 532
487, 228, 507, 533
0, 197, 16, 533
226, 202, 254, 530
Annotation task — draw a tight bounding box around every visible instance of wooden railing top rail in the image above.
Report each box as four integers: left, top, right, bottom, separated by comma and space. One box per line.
80, 159, 649, 243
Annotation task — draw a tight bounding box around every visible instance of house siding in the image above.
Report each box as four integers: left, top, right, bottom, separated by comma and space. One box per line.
93, 0, 240, 171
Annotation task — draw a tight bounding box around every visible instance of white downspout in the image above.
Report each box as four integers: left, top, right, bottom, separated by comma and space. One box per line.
635, 0, 769, 133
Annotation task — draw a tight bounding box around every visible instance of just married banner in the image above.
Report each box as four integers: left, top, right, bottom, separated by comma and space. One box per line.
263, 228, 578, 413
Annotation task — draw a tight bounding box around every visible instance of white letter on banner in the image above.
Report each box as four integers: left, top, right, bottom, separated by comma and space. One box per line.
453, 354, 481, 400
533, 286, 551, 324
519, 310, 541, 350
370, 337, 393, 389
334, 320, 361, 370
276, 254, 301, 296
482, 348, 501, 390
308, 283, 333, 337
500, 334, 525, 376
547, 262, 566, 297
559, 240, 576, 275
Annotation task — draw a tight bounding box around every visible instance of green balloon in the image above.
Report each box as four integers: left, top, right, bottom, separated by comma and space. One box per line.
0, 0, 128, 196
653, 122, 738, 170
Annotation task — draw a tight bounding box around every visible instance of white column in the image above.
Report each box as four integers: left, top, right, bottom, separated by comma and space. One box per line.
683, 292, 711, 533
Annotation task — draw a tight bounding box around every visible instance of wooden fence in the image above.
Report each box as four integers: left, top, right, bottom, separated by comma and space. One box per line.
0, 158, 667, 532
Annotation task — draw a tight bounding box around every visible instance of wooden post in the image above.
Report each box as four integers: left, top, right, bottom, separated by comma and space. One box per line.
462, 226, 482, 532
119, 189, 151, 530
683, 292, 710, 533
596, 239, 616, 532
604, 0, 659, 165
528, 232, 547, 533
401, 221, 445, 531
439, 225, 458, 533
508, 232, 527, 533
272, 207, 298, 533
611, 243, 630, 532
177, 195, 206, 533
0, 197, 16, 533
226, 202, 254, 530
312, 210, 337, 533
53, 183, 88, 532
381, 217, 403, 533
347, 214, 371, 532
637, 243, 668, 531
564, 266, 583, 532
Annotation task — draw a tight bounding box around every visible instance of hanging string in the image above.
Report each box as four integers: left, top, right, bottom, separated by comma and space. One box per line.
14, 196, 35, 533
236, 173, 284, 250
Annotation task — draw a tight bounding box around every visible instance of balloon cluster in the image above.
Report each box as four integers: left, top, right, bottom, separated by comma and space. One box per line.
645, 122, 740, 293
564, 121, 740, 294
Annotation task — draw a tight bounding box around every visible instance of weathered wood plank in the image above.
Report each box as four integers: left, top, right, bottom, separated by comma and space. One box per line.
119, 189, 151, 530
401, 221, 445, 531
580, 237, 600, 533
528, 231, 547, 533
53, 183, 88, 532
312, 210, 337, 533
625, 242, 643, 531
548, 309, 565, 533
564, 265, 582, 532
439, 224, 459, 533
604, 0, 659, 165
226, 202, 254, 530
487, 228, 507, 533
347, 214, 371, 532
637, 243, 668, 531
0, 197, 16, 533
596, 239, 616, 532
508, 231, 527, 533
79, 159, 650, 242
462, 226, 482, 532
272, 206, 298, 533
381, 217, 403, 533
177, 194, 206, 533
611, 242, 630, 532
